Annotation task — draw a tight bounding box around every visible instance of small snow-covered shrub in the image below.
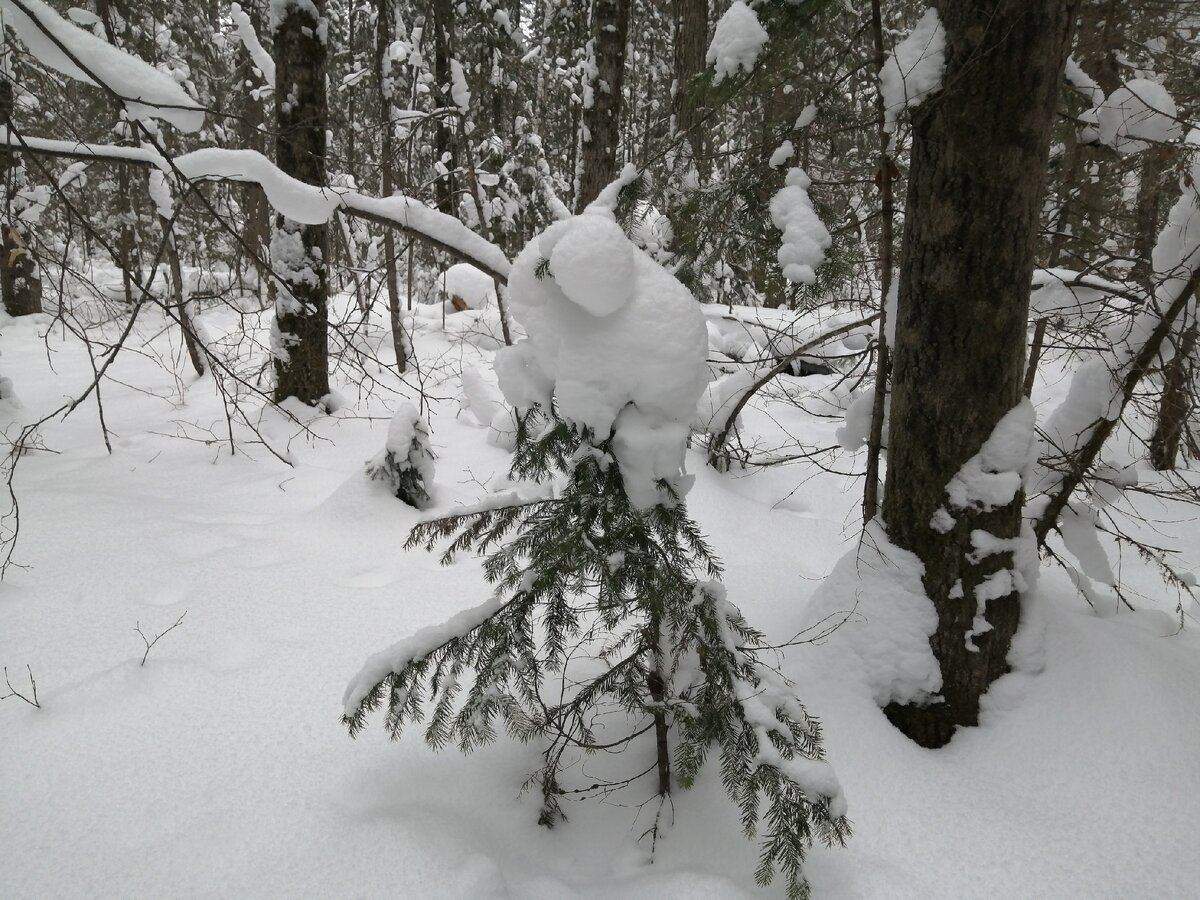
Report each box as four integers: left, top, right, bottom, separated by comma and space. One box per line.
364, 403, 435, 509
346, 211, 849, 899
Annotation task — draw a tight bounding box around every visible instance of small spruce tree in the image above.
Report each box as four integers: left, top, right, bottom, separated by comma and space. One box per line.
364, 403, 435, 509
344, 412, 849, 898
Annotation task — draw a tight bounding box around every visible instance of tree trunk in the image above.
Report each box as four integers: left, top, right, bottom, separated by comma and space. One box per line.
575, 0, 631, 210
431, 0, 456, 216
376, 0, 407, 375
161, 215, 206, 378
671, 0, 707, 165
881, 0, 1078, 749
1149, 319, 1198, 471
271, 0, 330, 405
235, 0, 274, 307
862, 0, 894, 523
0, 78, 41, 317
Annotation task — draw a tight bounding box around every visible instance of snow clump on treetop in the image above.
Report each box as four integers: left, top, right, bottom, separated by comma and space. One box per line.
496, 211, 709, 510
1096, 79, 1181, 155
706, 0, 768, 85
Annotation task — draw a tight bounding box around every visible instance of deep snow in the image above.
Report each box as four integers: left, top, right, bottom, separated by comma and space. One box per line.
2, 284, 1199, 900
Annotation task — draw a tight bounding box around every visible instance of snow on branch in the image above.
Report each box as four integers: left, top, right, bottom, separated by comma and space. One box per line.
706, 0, 768, 84
1031, 146, 1200, 544
879, 8, 945, 135
0, 130, 511, 282
230, 2, 276, 86
0, 0, 204, 132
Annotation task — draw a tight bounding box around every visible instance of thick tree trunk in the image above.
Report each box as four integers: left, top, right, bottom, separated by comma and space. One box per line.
671, 0, 708, 165
0, 78, 41, 317
881, 0, 1078, 749
271, 0, 330, 405
575, 0, 631, 210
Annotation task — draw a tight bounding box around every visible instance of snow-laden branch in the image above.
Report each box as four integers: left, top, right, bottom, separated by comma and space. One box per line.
1031, 147, 1200, 545
229, 2, 275, 86
0, 0, 204, 131
2, 130, 511, 282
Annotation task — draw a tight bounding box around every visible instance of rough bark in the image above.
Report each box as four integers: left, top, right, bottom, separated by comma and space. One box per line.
671, 0, 708, 164
575, 0, 631, 210
0, 79, 41, 317
1149, 320, 1198, 471
271, 0, 330, 405
881, 0, 1079, 749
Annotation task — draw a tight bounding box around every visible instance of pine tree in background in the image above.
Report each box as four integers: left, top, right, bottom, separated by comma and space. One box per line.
344, 410, 850, 900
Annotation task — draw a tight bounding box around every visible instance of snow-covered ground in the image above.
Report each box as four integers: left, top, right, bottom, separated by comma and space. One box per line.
2, 289, 1198, 899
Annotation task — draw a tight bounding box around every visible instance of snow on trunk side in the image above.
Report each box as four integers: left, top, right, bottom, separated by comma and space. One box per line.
495, 211, 709, 509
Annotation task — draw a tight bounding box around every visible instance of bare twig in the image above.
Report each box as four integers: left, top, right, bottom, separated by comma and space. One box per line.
134, 611, 188, 666
1, 664, 40, 708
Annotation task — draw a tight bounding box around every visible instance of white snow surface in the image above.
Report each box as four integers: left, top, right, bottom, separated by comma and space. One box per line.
803, 520, 940, 707
1, 0, 204, 132
706, 1, 768, 85
2, 272, 1200, 900
879, 8, 945, 134
497, 211, 709, 508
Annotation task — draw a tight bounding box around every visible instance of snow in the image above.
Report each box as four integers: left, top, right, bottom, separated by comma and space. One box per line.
835, 387, 875, 452
879, 8, 945, 134
768, 140, 794, 168
1058, 504, 1116, 587
943, 399, 1035, 514
459, 365, 505, 426
706, 1, 768, 85
442, 263, 496, 310
803, 520, 940, 707
546, 214, 635, 317
344, 595, 505, 719
449, 58, 471, 112
694, 370, 755, 436
230, 2, 276, 85
0, 0, 204, 132
1, 286, 1199, 899
1036, 149, 1200, 498
1063, 57, 1103, 106
769, 167, 832, 285
497, 211, 709, 508
1096, 79, 1181, 155
0, 133, 512, 283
